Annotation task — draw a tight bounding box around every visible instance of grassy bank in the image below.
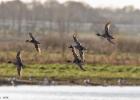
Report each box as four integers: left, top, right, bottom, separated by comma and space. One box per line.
1, 51, 140, 65
1, 63, 140, 85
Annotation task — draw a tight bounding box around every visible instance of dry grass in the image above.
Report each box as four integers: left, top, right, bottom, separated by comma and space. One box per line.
0, 33, 140, 65
0, 50, 139, 65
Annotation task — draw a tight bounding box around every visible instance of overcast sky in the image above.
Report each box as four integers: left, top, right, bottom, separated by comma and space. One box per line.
1, 0, 140, 9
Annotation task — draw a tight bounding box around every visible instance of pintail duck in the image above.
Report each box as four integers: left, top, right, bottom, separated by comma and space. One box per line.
69, 45, 86, 71
96, 22, 115, 44
8, 51, 24, 77
26, 33, 41, 53
73, 33, 86, 62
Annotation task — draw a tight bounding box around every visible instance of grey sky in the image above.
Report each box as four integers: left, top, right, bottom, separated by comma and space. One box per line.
0, 0, 140, 9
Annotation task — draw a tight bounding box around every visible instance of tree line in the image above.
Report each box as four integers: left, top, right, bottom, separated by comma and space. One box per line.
0, 0, 139, 35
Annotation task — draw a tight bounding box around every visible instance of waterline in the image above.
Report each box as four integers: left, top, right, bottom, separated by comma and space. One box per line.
0, 86, 140, 100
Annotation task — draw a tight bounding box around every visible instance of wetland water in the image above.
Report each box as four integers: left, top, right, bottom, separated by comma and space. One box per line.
0, 86, 140, 100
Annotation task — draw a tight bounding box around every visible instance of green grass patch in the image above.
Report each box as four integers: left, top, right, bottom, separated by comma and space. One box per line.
0, 63, 140, 81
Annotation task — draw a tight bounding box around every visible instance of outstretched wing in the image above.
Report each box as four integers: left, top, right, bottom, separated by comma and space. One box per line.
16, 51, 21, 59
29, 33, 35, 40
71, 46, 79, 60
73, 33, 81, 46
105, 22, 111, 35
16, 51, 24, 67
79, 50, 85, 62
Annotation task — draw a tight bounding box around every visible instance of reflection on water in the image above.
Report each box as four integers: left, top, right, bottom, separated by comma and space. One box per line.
0, 86, 140, 100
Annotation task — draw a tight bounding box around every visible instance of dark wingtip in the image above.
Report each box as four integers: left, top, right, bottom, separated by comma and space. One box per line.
66, 60, 72, 63
68, 45, 73, 48
25, 40, 29, 42
96, 33, 101, 36
8, 61, 12, 63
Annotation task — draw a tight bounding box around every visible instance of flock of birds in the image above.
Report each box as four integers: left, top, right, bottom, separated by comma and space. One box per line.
7, 22, 115, 78
68, 22, 115, 71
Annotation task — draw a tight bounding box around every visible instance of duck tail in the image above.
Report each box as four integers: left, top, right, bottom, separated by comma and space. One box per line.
8, 61, 12, 63
38, 48, 41, 54
96, 33, 101, 36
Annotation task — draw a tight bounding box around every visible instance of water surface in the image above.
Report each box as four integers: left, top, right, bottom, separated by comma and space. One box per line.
0, 86, 140, 100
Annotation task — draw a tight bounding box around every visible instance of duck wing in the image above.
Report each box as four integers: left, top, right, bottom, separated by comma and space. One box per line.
105, 22, 111, 35
29, 33, 35, 40
34, 43, 41, 53
79, 50, 85, 62
105, 22, 111, 33
16, 51, 24, 67
73, 33, 81, 46
16, 50, 21, 58
71, 46, 79, 60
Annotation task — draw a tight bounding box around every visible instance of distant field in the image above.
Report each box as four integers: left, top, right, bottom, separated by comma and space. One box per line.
1, 63, 140, 85
1, 50, 140, 65
0, 34, 140, 85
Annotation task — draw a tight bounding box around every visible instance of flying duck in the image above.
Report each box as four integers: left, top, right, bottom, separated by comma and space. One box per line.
26, 33, 41, 53
96, 22, 115, 44
73, 33, 86, 62
69, 45, 86, 71
8, 51, 24, 77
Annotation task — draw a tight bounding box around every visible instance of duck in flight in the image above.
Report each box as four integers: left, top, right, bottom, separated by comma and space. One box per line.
73, 33, 86, 62
69, 45, 86, 71
8, 51, 24, 77
96, 22, 115, 44
26, 33, 41, 53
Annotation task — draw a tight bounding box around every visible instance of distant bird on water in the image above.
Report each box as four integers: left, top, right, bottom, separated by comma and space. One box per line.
73, 33, 86, 62
96, 22, 115, 44
26, 33, 41, 53
8, 50, 24, 78
69, 45, 86, 71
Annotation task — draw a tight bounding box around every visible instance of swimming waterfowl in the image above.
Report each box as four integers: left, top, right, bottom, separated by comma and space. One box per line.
69, 45, 86, 71
73, 33, 86, 62
8, 51, 24, 77
96, 22, 115, 44
26, 33, 41, 53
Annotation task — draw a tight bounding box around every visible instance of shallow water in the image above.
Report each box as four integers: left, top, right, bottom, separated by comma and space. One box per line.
0, 86, 140, 100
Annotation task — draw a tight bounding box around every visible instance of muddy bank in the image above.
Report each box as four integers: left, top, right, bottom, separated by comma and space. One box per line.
0, 77, 140, 86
